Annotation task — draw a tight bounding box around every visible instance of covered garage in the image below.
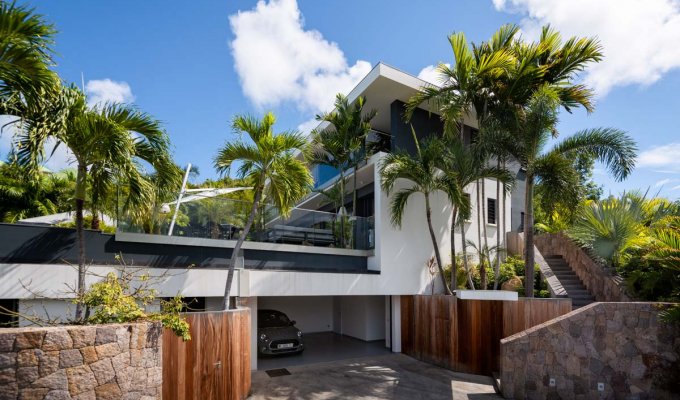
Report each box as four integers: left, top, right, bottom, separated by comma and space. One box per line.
254, 295, 392, 370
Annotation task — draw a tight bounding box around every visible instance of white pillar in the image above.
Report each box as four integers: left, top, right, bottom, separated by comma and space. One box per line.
390, 295, 401, 353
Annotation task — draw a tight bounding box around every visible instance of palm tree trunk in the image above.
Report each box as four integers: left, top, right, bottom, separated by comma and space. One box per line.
425, 194, 451, 295
338, 171, 346, 248
460, 219, 474, 289
90, 188, 100, 230
501, 159, 507, 257
74, 162, 87, 322
222, 183, 264, 310
450, 205, 457, 292
493, 159, 501, 290
481, 180, 489, 289
476, 181, 485, 289
91, 212, 100, 230
523, 174, 535, 298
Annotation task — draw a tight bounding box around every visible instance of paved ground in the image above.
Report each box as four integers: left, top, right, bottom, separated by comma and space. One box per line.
249, 354, 501, 400
258, 332, 391, 370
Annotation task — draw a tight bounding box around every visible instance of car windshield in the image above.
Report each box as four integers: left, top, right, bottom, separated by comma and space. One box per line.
259, 312, 291, 328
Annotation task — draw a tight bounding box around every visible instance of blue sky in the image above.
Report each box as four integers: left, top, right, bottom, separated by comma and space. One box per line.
7, 0, 680, 199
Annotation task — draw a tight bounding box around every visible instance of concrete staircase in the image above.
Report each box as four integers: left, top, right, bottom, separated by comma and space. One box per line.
544, 255, 596, 308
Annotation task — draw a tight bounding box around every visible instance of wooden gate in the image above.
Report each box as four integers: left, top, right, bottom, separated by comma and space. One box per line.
400, 296, 572, 375
163, 309, 251, 400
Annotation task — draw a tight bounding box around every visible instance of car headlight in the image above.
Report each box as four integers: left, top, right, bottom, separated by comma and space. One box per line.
260, 333, 269, 341
297, 331, 303, 337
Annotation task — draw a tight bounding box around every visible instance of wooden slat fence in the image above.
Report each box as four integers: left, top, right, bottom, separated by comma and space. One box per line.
401, 296, 572, 375
163, 309, 251, 400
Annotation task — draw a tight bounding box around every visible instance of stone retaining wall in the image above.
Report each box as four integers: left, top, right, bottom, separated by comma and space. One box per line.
0, 322, 162, 400
500, 302, 680, 399
535, 233, 630, 302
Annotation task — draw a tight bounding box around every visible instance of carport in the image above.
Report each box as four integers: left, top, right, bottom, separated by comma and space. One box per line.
252, 295, 393, 370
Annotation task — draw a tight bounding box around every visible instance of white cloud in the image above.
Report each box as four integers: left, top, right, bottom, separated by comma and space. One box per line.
229, 0, 372, 113
493, 0, 680, 95
85, 79, 134, 107
672, 185, 680, 191
417, 64, 450, 86
638, 143, 680, 171
655, 178, 673, 187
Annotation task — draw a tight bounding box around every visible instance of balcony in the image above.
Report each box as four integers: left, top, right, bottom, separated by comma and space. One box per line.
117, 197, 375, 251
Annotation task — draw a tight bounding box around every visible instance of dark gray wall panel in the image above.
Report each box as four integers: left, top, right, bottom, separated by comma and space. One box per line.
0, 224, 372, 274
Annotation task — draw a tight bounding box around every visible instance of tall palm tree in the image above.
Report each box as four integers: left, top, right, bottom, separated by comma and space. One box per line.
14, 85, 177, 320
379, 130, 452, 295
214, 112, 312, 310
437, 136, 513, 289
490, 86, 636, 296
310, 94, 376, 218
407, 25, 606, 295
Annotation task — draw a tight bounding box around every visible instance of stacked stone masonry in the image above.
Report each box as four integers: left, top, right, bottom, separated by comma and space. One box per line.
0, 322, 162, 400
535, 233, 630, 302
500, 302, 680, 399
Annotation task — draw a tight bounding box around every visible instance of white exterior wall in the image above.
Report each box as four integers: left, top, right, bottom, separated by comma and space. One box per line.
246, 153, 513, 297
334, 295, 385, 341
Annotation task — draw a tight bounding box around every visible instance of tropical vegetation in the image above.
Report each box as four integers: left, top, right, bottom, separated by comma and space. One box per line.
213, 112, 312, 309
405, 24, 637, 297
567, 192, 680, 317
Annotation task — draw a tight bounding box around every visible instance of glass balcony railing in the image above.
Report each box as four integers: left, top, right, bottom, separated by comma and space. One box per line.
117, 197, 375, 251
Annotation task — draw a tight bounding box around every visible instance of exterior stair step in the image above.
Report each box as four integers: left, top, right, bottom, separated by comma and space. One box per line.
544, 255, 596, 310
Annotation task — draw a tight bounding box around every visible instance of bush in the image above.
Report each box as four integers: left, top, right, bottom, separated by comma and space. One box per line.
58, 214, 116, 234
77, 258, 191, 341
443, 259, 468, 289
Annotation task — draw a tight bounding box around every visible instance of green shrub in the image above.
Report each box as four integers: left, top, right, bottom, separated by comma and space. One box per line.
503, 255, 526, 277
58, 214, 116, 234
443, 259, 468, 289
78, 264, 191, 341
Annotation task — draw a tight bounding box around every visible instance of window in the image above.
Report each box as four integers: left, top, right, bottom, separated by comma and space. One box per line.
487, 198, 497, 225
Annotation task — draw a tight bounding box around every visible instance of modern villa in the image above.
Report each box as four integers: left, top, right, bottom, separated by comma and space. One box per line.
0, 63, 526, 370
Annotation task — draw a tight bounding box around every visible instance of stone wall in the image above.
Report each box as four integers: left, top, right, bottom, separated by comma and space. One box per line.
535, 233, 630, 302
500, 302, 680, 399
0, 322, 162, 400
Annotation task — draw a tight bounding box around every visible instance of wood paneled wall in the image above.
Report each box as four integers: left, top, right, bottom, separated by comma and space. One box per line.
163, 309, 251, 400
400, 296, 572, 375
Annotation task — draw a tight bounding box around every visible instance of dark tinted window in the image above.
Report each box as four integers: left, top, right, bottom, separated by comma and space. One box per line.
258, 311, 291, 328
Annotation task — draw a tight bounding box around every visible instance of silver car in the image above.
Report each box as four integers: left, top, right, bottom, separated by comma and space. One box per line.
257, 309, 304, 355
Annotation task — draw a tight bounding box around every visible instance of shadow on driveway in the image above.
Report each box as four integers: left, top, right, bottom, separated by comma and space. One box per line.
250, 353, 501, 400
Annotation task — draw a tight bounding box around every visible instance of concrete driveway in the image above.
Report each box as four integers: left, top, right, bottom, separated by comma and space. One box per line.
249, 354, 502, 400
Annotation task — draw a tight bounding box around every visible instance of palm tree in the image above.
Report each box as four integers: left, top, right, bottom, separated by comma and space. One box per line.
379, 130, 452, 295
491, 86, 636, 296
214, 112, 312, 309
310, 94, 376, 219
408, 25, 606, 296
437, 137, 513, 289
568, 192, 676, 266
0, 1, 57, 106
13, 85, 177, 320
0, 162, 75, 222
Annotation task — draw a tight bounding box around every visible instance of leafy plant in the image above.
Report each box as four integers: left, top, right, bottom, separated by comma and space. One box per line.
79, 267, 190, 341
214, 112, 312, 309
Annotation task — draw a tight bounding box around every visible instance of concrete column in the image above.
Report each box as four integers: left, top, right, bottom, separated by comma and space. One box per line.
390, 295, 401, 353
